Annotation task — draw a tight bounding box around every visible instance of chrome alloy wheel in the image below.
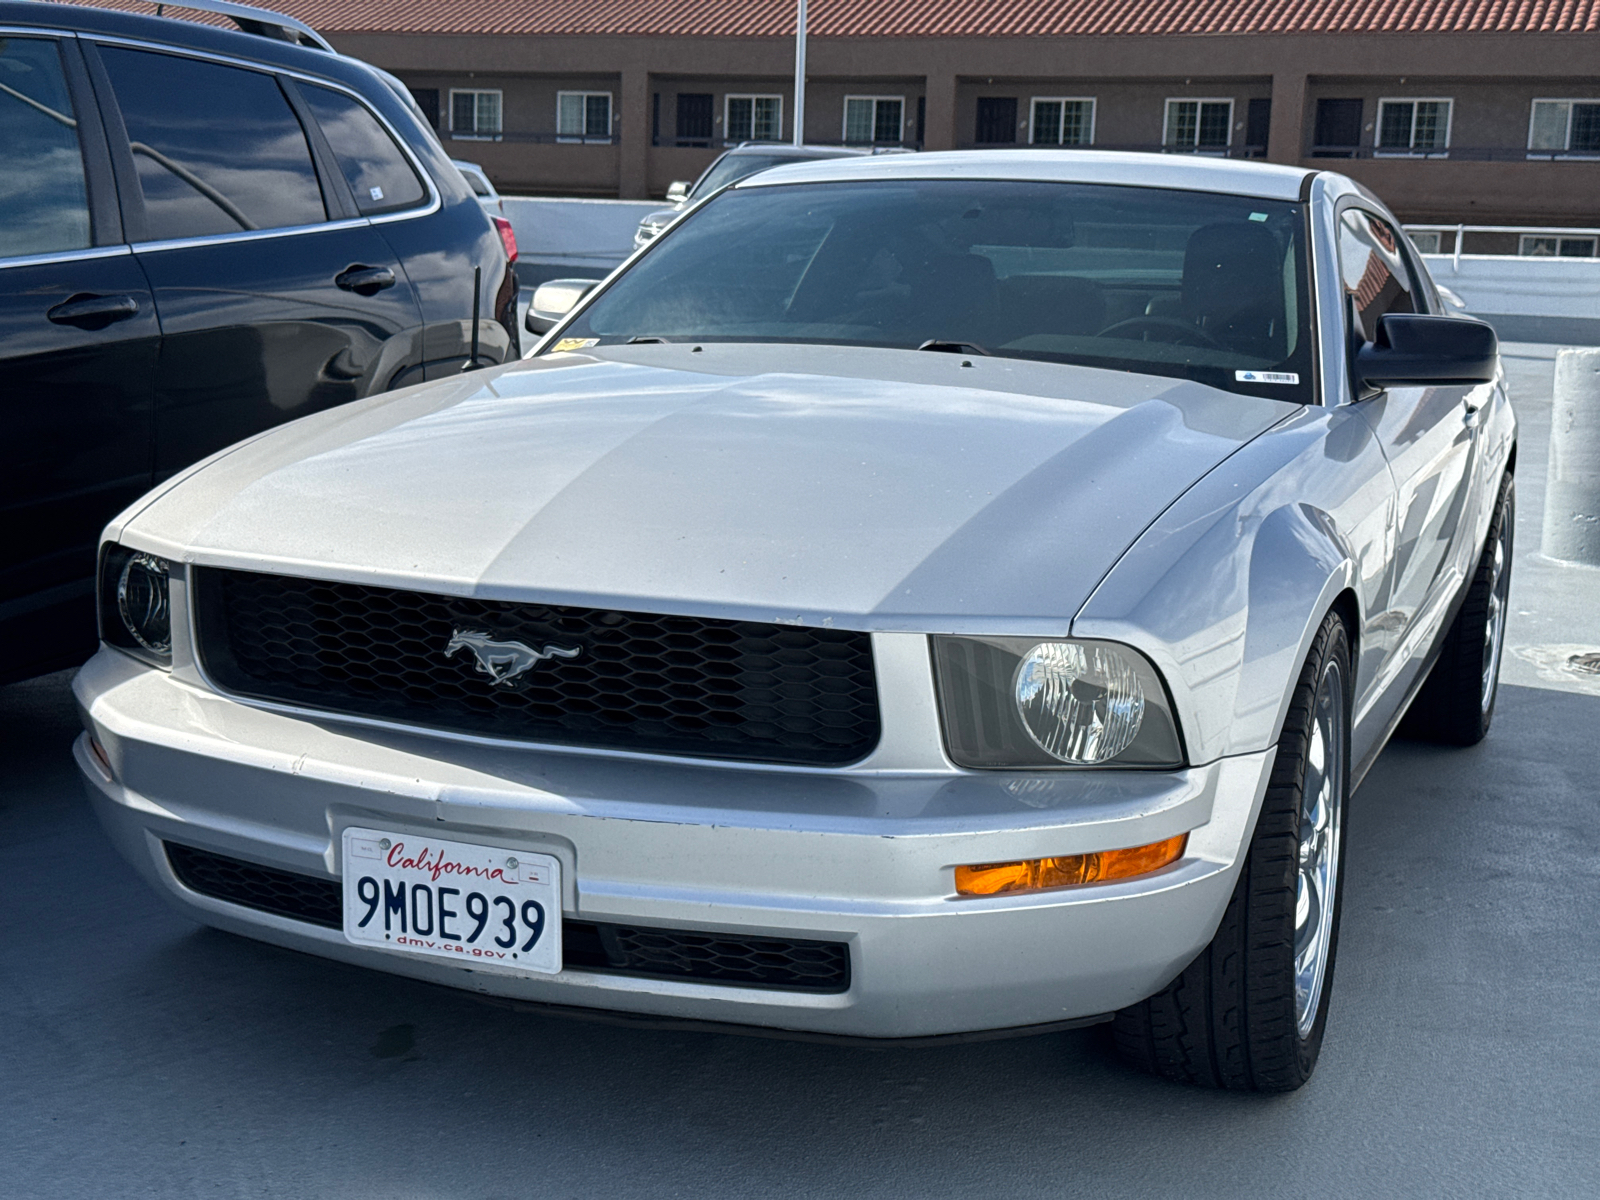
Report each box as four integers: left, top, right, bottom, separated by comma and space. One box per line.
1294, 657, 1345, 1039
1481, 520, 1512, 714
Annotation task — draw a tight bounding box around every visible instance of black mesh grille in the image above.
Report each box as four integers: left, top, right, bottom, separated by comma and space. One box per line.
167, 841, 343, 929
164, 843, 851, 993
562, 922, 850, 991
194, 568, 879, 767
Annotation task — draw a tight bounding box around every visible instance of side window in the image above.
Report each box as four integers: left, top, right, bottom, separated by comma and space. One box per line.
99, 47, 325, 241
1338, 209, 1416, 344
300, 84, 427, 216
0, 37, 91, 257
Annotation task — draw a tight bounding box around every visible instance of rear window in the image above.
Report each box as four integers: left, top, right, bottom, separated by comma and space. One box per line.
101, 47, 326, 239
559, 178, 1315, 404
301, 83, 427, 216
0, 36, 91, 256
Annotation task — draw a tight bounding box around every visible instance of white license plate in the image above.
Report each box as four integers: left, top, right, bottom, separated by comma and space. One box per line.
341, 827, 561, 975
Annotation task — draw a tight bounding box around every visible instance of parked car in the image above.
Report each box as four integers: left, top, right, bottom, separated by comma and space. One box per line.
76, 151, 1514, 1092
0, 0, 518, 683
453, 159, 504, 214
633, 143, 868, 247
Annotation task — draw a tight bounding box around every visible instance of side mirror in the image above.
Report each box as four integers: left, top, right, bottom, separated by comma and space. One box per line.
665, 181, 690, 204
525, 278, 601, 335
1355, 313, 1498, 390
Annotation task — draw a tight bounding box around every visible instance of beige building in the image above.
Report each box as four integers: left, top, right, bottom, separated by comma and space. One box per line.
279, 0, 1600, 228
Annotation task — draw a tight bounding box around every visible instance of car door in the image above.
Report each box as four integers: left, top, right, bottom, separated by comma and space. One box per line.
1341, 207, 1481, 703
289, 78, 511, 379
84, 42, 426, 478
0, 33, 159, 678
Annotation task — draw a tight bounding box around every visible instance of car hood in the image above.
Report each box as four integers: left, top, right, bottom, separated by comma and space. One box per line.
121, 344, 1294, 633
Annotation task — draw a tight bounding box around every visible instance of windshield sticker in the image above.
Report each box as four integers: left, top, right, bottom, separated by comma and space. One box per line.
1236, 370, 1300, 385
1249, 212, 1269, 222
549, 337, 599, 353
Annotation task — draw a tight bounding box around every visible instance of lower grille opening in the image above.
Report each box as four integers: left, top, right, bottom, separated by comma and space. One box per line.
164, 842, 850, 993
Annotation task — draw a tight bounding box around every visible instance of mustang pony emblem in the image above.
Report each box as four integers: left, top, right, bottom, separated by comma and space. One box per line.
445, 629, 582, 687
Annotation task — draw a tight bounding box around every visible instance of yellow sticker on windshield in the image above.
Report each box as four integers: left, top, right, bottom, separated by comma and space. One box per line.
549, 337, 599, 353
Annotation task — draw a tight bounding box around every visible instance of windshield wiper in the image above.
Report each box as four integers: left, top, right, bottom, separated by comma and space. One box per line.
917, 339, 990, 356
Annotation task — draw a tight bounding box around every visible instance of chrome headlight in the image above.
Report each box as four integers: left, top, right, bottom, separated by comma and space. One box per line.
932, 636, 1183, 769
98, 545, 174, 666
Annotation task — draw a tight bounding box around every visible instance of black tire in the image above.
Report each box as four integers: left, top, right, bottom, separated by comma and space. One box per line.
1113, 611, 1351, 1092
1400, 473, 1515, 747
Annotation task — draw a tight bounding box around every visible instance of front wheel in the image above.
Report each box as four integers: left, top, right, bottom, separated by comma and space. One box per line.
1113, 610, 1351, 1092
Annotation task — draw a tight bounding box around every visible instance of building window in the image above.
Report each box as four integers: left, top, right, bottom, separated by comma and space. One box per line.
1520, 234, 1597, 257
725, 94, 783, 143
676, 93, 713, 146
975, 97, 1018, 144
557, 91, 612, 143
1376, 98, 1451, 155
449, 89, 501, 140
844, 96, 903, 145
1528, 100, 1600, 156
1164, 99, 1232, 152
1031, 98, 1094, 146
1312, 98, 1363, 156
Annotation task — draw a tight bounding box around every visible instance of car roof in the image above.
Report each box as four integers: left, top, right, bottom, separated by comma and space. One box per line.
0, 0, 380, 91
735, 149, 1313, 201
722, 144, 869, 160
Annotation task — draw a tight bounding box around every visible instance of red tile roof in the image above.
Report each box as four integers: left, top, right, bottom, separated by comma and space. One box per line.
66, 0, 1600, 37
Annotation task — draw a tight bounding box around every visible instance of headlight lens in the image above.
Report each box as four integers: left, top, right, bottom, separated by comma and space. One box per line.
1015, 641, 1144, 764
933, 636, 1183, 769
99, 545, 174, 666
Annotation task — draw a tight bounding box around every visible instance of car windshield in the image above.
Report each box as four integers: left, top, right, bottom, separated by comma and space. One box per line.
691, 153, 814, 198
558, 178, 1315, 403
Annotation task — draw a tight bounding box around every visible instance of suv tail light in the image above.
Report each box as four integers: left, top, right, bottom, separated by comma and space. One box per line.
491, 215, 518, 264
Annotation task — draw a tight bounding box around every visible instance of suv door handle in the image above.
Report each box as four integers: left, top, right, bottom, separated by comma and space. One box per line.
46, 294, 140, 328
335, 265, 396, 296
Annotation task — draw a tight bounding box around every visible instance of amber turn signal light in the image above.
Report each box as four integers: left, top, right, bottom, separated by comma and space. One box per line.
955, 834, 1188, 897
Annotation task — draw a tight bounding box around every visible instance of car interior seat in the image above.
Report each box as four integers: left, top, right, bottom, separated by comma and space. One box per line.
990, 275, 1106, 344
1178, 222, 1289, 358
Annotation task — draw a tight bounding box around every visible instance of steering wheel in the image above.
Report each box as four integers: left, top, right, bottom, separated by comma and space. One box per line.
1097, 315, 1228, 351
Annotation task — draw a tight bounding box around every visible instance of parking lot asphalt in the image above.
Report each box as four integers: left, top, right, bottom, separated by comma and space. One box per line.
3, 348, 1597, 1199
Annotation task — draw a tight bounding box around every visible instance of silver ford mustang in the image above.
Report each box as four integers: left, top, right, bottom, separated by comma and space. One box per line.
75, 151, 1514, 1092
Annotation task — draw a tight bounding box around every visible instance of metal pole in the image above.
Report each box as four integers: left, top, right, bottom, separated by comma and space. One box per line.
1543, 347, 1600, 566
793, 0, 806, 146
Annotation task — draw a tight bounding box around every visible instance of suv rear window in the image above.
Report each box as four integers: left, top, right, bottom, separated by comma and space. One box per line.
301, 83, 426, 216
0, 37, 91, 257
100, 47, 326, 240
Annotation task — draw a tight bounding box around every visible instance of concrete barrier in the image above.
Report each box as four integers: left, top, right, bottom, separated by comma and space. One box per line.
1422, 254, 1600, 345
1544, 348, 1600, 566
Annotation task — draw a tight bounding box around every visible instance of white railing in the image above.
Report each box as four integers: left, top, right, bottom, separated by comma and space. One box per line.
1403, 223, 1600, 269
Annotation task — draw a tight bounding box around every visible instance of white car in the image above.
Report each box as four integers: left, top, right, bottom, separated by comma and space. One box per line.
452, 158, 502, 215
633, 143, 867, 247
76, 151, 1512, 1091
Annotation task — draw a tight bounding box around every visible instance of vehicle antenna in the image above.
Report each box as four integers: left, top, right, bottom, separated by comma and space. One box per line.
465, 265, 481, 371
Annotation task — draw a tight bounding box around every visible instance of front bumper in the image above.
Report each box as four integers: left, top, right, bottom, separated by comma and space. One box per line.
74, 647, 1274, 1039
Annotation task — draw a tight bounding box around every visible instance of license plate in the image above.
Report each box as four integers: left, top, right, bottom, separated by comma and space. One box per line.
341, 827, 561, 975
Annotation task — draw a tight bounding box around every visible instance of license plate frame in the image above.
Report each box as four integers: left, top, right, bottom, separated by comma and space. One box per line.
341, 826, 561, 975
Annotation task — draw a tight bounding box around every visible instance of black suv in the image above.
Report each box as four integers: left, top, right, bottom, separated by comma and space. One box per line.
2, 0, 519, 682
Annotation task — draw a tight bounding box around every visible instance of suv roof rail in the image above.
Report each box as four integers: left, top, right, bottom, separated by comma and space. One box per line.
128, 0, 335, 52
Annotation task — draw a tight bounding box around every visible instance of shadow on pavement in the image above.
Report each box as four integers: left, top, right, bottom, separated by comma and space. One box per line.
3, 674, 1595, 1198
